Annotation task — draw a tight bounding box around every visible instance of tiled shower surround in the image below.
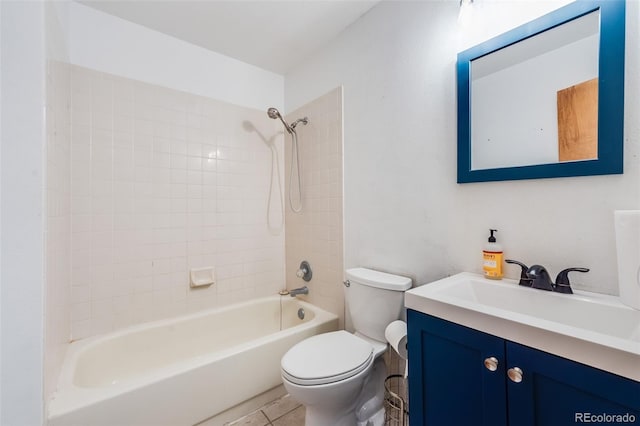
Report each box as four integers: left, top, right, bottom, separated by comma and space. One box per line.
70, 66, 287, 339
45, 60, 72, 396
284, 88, 344, 327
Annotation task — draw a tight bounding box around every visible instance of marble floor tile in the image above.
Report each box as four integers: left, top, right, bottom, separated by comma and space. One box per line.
261, 394, 301, 421
271, 405, 305, 426
225, 409, 271, 426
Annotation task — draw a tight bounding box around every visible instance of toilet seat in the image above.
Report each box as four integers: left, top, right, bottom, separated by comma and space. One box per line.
281, 331, 374, 386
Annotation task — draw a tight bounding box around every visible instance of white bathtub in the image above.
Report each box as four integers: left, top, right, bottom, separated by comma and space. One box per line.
48, 296, 338, 426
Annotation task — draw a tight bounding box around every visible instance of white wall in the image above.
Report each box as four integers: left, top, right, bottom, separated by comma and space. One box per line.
285, 0, 640, 295
0, 1, 3, 422
0, 1, 46, 424
456, 0, 573, 51
67, 1, 284, 112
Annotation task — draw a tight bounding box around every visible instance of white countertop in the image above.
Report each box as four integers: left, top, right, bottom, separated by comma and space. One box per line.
405, 272, 640, 381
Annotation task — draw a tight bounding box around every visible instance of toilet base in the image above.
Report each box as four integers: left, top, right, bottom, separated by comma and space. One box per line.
291, 357, 387, 426
357, 407, 385, 426
354, 357, 387, 425
305, 405, 357, 426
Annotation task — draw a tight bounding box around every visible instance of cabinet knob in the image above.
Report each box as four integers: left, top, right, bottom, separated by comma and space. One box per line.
484, 356, 499, 371
507, 367, 524, 383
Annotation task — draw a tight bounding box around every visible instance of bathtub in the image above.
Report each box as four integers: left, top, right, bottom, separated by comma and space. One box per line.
48, 296, 338, 426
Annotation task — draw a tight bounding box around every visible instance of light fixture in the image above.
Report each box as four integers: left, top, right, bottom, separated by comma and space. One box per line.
458, 0, 475, 24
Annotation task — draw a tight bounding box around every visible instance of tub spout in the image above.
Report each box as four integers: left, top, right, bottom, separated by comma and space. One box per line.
289, 286, 309, 297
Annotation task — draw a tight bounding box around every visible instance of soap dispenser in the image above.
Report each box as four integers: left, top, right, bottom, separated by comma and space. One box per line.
483, 229, 503, 280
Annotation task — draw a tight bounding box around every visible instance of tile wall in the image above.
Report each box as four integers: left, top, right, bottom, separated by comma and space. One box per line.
45, 59, 72, 394
70, 65, 285, 339
284, 87, 344, 326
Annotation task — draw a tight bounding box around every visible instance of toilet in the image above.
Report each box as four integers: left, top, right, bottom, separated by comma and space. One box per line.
280, 267, 411, 426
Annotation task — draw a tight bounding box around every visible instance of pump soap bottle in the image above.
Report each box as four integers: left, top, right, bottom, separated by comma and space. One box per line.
483, 229, 503, 280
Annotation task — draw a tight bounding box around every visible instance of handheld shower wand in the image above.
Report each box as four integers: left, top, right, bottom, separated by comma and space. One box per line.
267, 107, 309, 213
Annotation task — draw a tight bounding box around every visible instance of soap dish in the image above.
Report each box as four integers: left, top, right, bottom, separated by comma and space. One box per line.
190, 267, 215, 288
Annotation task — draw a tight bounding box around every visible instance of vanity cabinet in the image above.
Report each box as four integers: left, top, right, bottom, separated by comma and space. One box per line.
407, 310, 640, 426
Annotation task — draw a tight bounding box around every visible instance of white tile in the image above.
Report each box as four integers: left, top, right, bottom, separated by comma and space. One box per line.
113, 161, 134, 181
152, 258, 174, 274
203, 157, 217, 172
187, 171, 202, 186
91, 246, 114, 266
135, 119, 154, 136
72, 285, 91, 304
152, 273, 177, 291
187, 142, 202, 157
90, 315, 115, 336
154, 137, 172, 154
171, 198, 188, 213
113, 132, 133, 147
187, 157, 202, 171
202, 185, 217, 199
70, 181, 89, 202
90, 281, 113, 301
171, 169, 188, 184
153, 198, 172, 214
114, 115, 134, 134
170, 139, 187, 155
133, 278, 153, 294
154, 152, 171, 169
69, 66, 294, 340
72, 320, 92, 340
134, 166, 153, 183
91, 161, 113, 181
188, 199, 202, 213
133, 182, 153, 198
113, 144, 133, 164
72, 302, 91, 322
170, 154, 187, 170
187, 184, 202, 199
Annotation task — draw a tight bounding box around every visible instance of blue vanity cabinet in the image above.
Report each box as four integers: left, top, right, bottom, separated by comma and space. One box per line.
406, 309, 508, 426
506, 341, 640, 426
407, 309, 640, 426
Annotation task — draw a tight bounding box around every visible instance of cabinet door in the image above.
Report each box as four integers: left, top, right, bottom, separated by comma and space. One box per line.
407, 310, 508, 426
506, 341, 640, 426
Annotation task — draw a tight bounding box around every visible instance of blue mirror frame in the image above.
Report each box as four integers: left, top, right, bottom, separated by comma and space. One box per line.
457, 0, 625, 183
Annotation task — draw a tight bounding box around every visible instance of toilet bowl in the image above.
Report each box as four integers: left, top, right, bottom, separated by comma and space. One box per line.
281, 268, 411, 426
282, 331, 377, 425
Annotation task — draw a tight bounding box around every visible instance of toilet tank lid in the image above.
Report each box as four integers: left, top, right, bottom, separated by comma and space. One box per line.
345, 268, 412, 291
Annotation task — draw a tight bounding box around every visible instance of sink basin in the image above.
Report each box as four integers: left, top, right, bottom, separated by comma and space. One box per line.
405, 272, 640, 381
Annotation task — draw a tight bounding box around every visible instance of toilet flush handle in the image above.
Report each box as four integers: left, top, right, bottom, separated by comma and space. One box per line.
343, 280, 350, 287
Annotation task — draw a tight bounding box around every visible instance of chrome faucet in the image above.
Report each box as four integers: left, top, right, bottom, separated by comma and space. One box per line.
505, 259, 589, 294
289, 286, 309, 297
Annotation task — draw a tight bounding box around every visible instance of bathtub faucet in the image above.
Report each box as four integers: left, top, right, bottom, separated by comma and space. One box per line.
289, 286, 309, 297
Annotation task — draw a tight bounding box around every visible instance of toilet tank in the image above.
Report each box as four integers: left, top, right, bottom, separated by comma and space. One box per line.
345, 268, 412, 342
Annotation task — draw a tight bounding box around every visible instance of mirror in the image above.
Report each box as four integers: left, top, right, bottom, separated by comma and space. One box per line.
457, 0, 625, 183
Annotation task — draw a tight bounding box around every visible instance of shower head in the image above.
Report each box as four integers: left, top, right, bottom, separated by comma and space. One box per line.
267, 107, 281, 120
267, 107, 293, 134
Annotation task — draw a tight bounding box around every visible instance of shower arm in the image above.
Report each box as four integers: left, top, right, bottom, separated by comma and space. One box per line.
290, 117, 309, 130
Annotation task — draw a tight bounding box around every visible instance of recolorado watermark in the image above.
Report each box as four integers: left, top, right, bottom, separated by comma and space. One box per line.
575, 412, 637, 423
